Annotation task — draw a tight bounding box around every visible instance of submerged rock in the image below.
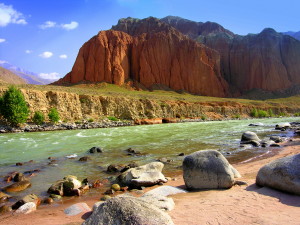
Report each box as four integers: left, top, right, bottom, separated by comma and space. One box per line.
3, 180, 31, 192
275, 122, 291, 130
89, 147, 103, 153
240, 131, 261, 146
83, 195, 174, 225
183, 150, 241, 190
256, 153, 300, 195
117, 162, 167, 188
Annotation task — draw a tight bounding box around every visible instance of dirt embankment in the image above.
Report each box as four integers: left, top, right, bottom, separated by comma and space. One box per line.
0, 88, 299, 123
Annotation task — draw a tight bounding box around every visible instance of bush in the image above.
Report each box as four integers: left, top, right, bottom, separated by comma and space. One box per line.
32, 111, 45, 125
88, 118, 94, 122
0, 86, 29, 126
107, 116, 118, 121
201, 115, 207, 120
257, 110, 268, 118
48, 108, 60, 123
268, 109, 275, 117
233, 114, 241, 119
250, 108, 258, 117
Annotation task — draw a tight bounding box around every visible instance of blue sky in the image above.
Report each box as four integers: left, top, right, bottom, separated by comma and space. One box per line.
0, 0, 299, 80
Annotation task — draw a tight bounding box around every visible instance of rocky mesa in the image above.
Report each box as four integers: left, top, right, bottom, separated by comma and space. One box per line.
54, 17, 229, 97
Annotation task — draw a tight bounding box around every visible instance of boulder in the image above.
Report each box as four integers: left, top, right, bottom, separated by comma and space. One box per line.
83, 196, 174, 225
256, 154, 300, 195
79, 156, 91, 162
240, 131, 261, 146
3, 180, 31, 192
249, 122, 264, 126
117, 162, 167, 188
48, 175, 82, 196
275, 122, 291, 130
183, 150, 240, 189
89, 147, 103, 153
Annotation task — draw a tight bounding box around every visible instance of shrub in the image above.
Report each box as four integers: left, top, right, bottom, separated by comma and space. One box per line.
257, 110, 268, 118
268, 109, 275, 117
107, 116, 118, 121
250, 108, 258, 117
48, 108, 60, 123
0, 86, 29, 126
87, 118, 94, 122
32, 111, 45, 125
233, 114, 241, 119
201, 115, 207, 120
294, 112, 300, 117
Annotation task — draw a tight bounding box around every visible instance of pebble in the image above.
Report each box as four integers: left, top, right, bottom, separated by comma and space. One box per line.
64, 203, 91, 216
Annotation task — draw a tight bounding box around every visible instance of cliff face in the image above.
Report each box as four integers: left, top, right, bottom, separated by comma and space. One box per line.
1, 88, 297, 122
161, 17, 300, 94
55, 18, 229, 97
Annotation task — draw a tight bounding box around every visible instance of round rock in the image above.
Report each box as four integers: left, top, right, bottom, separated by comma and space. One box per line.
183, 150, 240, 190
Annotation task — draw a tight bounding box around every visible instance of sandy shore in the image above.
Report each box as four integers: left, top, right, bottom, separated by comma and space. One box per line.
1, 139, 300, 225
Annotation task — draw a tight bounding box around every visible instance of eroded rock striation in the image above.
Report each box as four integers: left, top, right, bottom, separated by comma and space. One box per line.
161, 16, 300, 94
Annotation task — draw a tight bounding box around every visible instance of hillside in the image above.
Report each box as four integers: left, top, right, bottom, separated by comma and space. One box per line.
0, 61, 58, 85
0, 66, 27, 84
1, 83, 300, 122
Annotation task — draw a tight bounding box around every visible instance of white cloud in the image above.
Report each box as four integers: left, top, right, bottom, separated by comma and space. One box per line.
39, 51, 53, 58
0, 3, 27, 27
0, 38, 5, 43
25, 50, 32, 54
59, 54, 67, 59
39, 21, 56, 29
39, 72, 60, 80
0, 60, 8, 64
61, 21, 78, 30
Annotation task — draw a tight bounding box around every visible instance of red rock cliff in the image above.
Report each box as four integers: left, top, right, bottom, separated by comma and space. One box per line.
55, 19, 229, 97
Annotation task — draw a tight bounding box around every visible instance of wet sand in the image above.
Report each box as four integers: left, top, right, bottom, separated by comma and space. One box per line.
1, 139, 300, 225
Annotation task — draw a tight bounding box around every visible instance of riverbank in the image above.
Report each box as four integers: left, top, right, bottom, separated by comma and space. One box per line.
1, 138, 299, 225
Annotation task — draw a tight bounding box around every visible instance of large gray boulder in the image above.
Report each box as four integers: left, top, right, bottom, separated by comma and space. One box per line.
117, 162, 167, 188
183, 150, 241, 190
240, 131, 261, 146
256, 154, 300, 195
83, 196, 174, 225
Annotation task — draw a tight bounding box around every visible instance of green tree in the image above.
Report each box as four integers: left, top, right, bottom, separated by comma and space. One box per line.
48, 108, 60, 123
0, 86, 29, 126
32, 111, 45, 125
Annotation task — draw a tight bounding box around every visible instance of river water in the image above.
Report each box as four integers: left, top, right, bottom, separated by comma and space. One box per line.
0, 117, 297, 198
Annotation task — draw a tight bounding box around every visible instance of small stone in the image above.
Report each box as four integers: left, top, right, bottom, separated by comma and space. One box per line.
120, 186, 128, 192
79, 156, 91, 162
0, 196, 9, 203
178, 153, 185, 156
104, 189, 115, 195
64, 203, 91, 216
0, 205, 12, 214
234, 180, 248, 186
13, 173, 25, 182
100, 195, 112, 201
50, 194, 62, 200
43, 197, 54, 204
270, 143, 281, 147
16, 162, 23, 166
15, 202, 36, 214
92, 180, 103, 188
111, 184, 121, 191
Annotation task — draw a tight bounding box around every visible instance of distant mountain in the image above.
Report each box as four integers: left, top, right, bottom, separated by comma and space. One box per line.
0, 61, 57, 85
283, 31, 300, 41
0, 66, 27, 84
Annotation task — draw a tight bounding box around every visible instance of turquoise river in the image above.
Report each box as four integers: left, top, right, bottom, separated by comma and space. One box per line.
0, 117, 298, 198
